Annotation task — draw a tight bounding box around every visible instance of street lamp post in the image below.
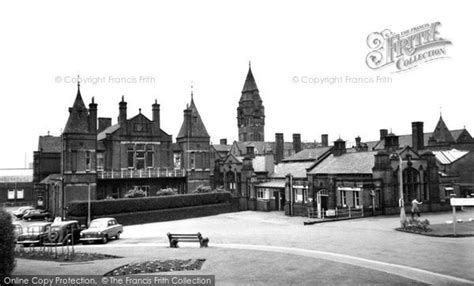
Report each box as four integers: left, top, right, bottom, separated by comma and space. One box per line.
398, 154, 406, 226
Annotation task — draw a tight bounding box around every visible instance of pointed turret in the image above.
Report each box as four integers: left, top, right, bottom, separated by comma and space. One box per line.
177, 92, 210, 139
432, 115, 455, 143
64, 82, 90, 133
237, 63, 265, 141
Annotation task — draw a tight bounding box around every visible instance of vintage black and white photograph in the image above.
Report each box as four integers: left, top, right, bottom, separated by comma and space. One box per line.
0, 1, 473, 285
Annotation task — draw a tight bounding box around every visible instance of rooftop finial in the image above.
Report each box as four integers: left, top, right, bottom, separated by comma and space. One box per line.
155, 99, 157, 104
249, 60, 251, 68
191, 81, 194, 100
92, 96, 95, 104
77, 74, 81, 94
121, 95, 124, 102
440, 106, 443, 117
139, 108, 141, 114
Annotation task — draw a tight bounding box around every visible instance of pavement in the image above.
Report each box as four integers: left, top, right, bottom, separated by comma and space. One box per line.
11, 208, 474, 285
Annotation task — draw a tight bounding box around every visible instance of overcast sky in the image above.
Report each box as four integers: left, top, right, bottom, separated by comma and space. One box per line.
0, 0, 472, 168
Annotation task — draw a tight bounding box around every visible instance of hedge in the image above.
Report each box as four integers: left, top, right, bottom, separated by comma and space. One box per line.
0, 209, 16, 281
68, 192, 232, 217
69, 202, 239, 226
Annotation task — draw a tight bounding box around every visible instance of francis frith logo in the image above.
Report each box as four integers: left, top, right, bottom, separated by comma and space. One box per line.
366, 22, 452, 72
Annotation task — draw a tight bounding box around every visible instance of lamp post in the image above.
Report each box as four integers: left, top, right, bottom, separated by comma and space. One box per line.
397, 154, 406, 226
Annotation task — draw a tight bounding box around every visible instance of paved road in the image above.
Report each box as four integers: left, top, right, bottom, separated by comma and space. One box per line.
10, 208, 474, 284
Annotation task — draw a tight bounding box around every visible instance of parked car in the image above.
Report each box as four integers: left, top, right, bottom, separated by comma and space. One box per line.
80, 218, 123, 244
43, 220, 82, 246
13, 223, 23, 242
22, 209, 51, 221
12, 206, 35, 219
16, 222, 52, 247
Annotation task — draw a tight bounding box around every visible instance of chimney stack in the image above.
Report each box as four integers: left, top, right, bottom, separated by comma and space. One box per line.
88, 97, 97, 134
292, 133, 302, 154
380, 129, 388, 140
184, 108, 192, 137
333, 139, 347, 156
384, 132, 399, 152
119, 96, 127, 134
246, 145, 255, 158
321, 134, 329, 147
275, 133, 284, 164
98, 117, 112, 133
412, 121, 424, 151
355, 136, 361, 147
220, 138, 227, 145
152, 99, 160, 134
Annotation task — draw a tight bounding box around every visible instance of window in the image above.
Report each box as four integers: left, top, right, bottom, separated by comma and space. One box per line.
403, 167, 420, 203
136, 152, 145, 169
17, 189, 24, 199
296, 189, 303, 203
257, 189, 266, 199
341, 191, 347, 207
7, 190, 15, 200
190, 152, 195, 169
353, 191, 360, 207
86, 151, 91, 171
97, 153, 104, 171
146, 152, 153, 168
128, 151, 134, 168
174, 153, 181, 169
71, 151, 78, 172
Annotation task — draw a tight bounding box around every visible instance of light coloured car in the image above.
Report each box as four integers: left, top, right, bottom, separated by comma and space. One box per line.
12, 206, 35, 218
79, 218, 123, 244
16, 222, 52, 246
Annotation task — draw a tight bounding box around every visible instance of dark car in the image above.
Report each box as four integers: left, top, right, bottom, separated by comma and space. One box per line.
16, 222, 52, 247
43, 220, 82, 246
12, 206, 35, 219
80, 218, 123, 244
22, 209, 51, 221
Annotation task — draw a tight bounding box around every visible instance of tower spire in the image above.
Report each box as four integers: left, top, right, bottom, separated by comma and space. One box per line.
190, 81, 194, 101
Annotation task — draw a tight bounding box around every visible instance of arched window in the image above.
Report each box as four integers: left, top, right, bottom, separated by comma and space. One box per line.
226, 171, 236, 191
403, 167, 419, 203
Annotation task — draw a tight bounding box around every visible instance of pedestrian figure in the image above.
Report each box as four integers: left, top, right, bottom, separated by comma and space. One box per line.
411, 198, 423, 219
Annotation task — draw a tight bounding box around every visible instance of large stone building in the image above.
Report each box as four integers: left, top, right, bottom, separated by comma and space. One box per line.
34, 83, 211, 217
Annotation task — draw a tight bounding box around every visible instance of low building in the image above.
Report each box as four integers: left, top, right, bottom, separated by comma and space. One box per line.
0, 168, 34, 207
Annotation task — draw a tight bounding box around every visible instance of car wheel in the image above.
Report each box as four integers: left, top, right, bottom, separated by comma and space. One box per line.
27, 218, 31, 221
102, 235, 108, 244
115, 232, 121, 240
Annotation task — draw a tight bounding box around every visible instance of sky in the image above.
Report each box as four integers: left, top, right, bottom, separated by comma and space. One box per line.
0, 0, 472, 168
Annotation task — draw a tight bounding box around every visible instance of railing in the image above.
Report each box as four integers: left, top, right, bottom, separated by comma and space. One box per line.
97, 168, 186, 180
332, 206, 364, 218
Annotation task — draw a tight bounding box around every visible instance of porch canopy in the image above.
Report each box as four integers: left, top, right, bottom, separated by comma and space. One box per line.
256, 180, 285, 189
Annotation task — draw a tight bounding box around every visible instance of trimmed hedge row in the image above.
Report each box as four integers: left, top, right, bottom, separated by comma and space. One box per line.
69, 202, 239, 226
68, 192, 232, 217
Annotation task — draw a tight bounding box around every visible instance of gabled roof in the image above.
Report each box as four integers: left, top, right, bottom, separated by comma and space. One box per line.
372, 129, 470, 150
432, 116, 455, 143
212, 144, 232, 153
38, 136, 61, 153
177, 95, 209, 139
39, 173, 61, 184
433, 149, 469, 165
282, 147, 332, 162
64, 85, 90, 134
308, 151, 377, 175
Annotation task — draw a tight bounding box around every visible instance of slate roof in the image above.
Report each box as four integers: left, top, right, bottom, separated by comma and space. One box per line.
272, 161, 315, 178
372, 129, 468, 150
308, 151, 377, 175
64, 86, 90, 134
432, 116, 455, 143
282, 147, 331, 162
177, 96, 210, 139
242, 66, 259, 93
38, 136, 61, 153
212, 144, 232, 153
433, 149, 469, 165
39, 173, 61, 184
97, 124, 120, 141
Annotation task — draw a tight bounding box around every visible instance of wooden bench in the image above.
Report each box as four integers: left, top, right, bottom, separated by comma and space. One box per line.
167, 232, 209, 248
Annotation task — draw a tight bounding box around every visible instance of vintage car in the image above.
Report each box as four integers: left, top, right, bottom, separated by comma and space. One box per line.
22, 209, 51, 221
16, 222, 52, 247
80, 218, 123, 244
43, 220, 82, 246
12, 206, 35, 218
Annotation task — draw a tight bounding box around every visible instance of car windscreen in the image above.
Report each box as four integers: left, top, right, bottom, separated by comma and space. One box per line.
88, 221, 107, 228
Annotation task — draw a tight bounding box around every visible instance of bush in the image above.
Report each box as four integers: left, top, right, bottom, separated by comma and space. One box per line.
192, 185, 212, 193
0, 209, 16, 281
67, 191, 232, 217
402, 218, 431, 232
125, 188, 147, 198
156, 188, 177, 196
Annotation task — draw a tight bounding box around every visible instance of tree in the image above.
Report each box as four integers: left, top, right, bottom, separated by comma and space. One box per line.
0, 208, 16, 281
